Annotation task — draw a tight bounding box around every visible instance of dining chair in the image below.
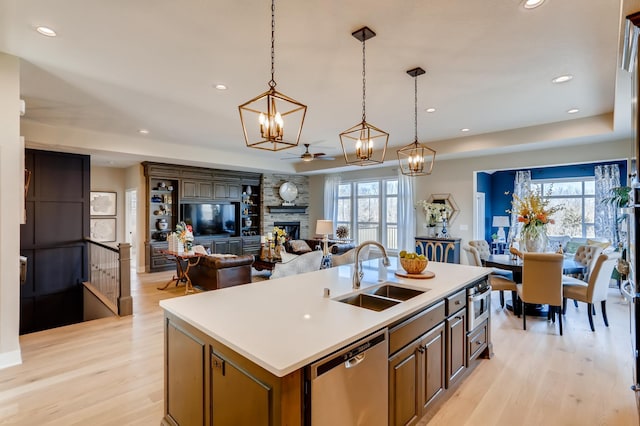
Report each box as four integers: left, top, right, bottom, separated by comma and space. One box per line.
464, 245, 517, 308
516, 253, 564, 335
571, 245, 604, 281
562, 252, 620, 331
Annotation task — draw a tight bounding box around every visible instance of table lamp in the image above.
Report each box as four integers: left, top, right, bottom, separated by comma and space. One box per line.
492, 216, 510, 242
315, 220, 334, 255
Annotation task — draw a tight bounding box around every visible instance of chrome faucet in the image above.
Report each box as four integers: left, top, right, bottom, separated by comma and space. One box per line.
353, 240, 391, 289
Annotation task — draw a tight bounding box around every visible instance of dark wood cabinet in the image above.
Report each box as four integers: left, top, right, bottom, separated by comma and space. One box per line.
182, 180, 212, 199
388, 323, 445, 426
446, 309, 466, 388
143, 162, 261, 272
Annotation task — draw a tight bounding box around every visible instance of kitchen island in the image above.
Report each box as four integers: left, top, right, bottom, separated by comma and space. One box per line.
160, 259, 492, 425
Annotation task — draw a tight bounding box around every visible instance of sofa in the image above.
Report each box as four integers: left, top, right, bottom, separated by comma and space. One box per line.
546, 236, 612, 254
285, 239, 355, 255
182, 254, 255, 291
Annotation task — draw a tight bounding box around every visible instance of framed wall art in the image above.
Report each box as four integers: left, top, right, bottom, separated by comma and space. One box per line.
90, 218, 117, 242
90, 191, 117, 216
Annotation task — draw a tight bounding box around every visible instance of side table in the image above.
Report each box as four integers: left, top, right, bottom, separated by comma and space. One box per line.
158, 250, 204, 294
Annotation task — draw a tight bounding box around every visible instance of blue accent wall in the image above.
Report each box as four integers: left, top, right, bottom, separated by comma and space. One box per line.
480, 160, 627, 241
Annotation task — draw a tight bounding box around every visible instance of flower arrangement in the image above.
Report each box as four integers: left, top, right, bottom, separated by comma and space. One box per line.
415, 200, 453, 227
509, 188, 562, 240
175, 221, 194, 245
272, 226, 287, 244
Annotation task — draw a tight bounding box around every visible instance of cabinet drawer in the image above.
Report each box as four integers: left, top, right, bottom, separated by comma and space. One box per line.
151, 243, 168, 256
467, 319, 488, 362
389, 300, 445, 356
446, 288, 466, 315
151, 255, 173, 269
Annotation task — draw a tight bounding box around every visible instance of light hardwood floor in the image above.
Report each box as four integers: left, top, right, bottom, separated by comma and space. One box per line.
0, 271, 638, 425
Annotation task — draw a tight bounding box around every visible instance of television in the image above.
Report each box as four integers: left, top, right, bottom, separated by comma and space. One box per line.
180, 202, 239, 237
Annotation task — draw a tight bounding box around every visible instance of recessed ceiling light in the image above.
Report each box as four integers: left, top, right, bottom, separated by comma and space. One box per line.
138, 129, 150, 135
461, 128, 470, 132
36, 26, 57, 37
425, 107, 436, 113
523, 0, 545, 9
214, 84, 227, 90
552, 74, 573, 84
567, 108, 580, 114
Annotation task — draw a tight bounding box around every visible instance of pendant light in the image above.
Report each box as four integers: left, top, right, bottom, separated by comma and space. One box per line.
340, 26, 389, 166
238, 0, 307, 151
397, 67, 436, 176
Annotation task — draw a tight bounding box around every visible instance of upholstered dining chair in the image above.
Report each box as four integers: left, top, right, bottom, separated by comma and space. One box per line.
468, 240, 491, 259
516, 253, 564, 335
562, 252, 620, 331
464, 245, 517, 308
571, 245, 604, 281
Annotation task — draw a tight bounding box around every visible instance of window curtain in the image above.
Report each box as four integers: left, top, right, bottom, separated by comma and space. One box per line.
397, 170, 416, 251
324, 175, 340, 226
508, 170, 531, 243
594, 164, 620, 245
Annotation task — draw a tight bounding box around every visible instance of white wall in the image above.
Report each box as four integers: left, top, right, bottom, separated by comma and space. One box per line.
125, 164, 146, 272
0, 53, 22, 368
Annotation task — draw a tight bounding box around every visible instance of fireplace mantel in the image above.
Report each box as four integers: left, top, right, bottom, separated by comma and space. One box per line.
268, 205, 308, 214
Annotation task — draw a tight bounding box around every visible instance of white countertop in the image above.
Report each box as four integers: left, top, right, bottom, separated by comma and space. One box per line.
160, 258, 491, 377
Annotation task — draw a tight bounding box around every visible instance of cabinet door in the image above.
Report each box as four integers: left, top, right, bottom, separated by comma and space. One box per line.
214, 183, 228, 198
165, 320, 206, 425
229, 238, 242, 255
212, 239, 230, 254
182, 180, 198, 198
389, 338, 421, 426
198, 181, 213, 198
211, 351, 271, 426
419, 323, 445, 412
228, 184, 241, 199
446, 309, 466, 388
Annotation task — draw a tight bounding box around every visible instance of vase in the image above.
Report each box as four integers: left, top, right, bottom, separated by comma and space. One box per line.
521, 227, 547, 252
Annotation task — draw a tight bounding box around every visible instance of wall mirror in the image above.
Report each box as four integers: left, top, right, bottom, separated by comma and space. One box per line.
427, 193, 459, 224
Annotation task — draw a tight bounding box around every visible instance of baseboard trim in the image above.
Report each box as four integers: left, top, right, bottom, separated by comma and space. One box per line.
0, 349, 22, 370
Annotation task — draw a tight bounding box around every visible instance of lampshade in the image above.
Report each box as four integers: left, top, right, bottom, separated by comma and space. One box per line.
316, 220, 334, 236
492, 216, 510, 228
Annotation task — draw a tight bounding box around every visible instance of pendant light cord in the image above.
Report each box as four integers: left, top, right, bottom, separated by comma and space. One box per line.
414, 75, 418, 143
361, 37, 366, 122
269, 0, 276, 88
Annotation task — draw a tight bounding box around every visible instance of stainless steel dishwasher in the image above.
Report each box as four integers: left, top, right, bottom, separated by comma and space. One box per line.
307, 329, 388, 426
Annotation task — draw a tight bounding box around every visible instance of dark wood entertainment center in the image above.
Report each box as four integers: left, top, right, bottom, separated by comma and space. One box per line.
143, 162, 262, 272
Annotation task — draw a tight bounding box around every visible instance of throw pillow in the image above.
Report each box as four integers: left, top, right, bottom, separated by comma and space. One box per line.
288, 239, 312, 254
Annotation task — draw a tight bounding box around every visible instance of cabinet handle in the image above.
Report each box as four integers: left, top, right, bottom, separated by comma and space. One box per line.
417, 346, 425, 354
454, 316, 462, 321
475, 340, 482, 345
454, 300, 461, 305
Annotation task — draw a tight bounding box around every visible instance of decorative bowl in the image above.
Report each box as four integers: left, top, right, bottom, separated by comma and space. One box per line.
400, 257, 428, 274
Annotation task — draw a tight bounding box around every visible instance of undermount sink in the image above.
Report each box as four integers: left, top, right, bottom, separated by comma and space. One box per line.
366, 284, 426, 301
337, 284, 428, 312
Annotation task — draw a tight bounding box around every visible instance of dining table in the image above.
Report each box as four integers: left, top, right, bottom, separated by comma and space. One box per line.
482, 254, 587, 316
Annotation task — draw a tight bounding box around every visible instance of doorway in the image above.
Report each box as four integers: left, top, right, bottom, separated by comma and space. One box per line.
125, 189, 137, 269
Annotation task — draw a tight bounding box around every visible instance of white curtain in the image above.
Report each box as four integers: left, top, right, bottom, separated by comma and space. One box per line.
594, 164, 620, 244
508, 170, 531, 243
397, 170, 416, 252
323, 175, 340, 226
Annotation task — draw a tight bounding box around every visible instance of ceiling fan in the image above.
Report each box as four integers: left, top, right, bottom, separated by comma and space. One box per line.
281, 144, 336, 162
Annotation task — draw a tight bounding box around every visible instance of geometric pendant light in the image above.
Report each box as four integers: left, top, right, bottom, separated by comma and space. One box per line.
340, 26, 389, 166
238, 0, 307, 151
397, 67, 436, 176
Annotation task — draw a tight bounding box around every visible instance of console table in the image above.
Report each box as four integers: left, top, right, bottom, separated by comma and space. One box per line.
415, 237, 461, 264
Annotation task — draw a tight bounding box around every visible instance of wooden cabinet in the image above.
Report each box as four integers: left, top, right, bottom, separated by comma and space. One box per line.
163, 312, 302, 426
445, 288, 467, 388
389, 323, 445, 426
148, 178, 178, 242
415, 237, 461, 264
182, 180, 213, 199
211, 237, 242, 255
241, 182, 260, 237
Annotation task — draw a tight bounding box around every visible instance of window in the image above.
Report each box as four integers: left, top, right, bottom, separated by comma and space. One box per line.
336, 178, 399, 251
532, 178, 595, 237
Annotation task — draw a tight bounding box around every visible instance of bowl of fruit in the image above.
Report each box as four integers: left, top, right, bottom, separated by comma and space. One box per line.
398, 251, 428, 274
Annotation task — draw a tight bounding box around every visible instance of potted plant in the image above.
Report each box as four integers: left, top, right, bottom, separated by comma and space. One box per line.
491, 233, 498, 242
